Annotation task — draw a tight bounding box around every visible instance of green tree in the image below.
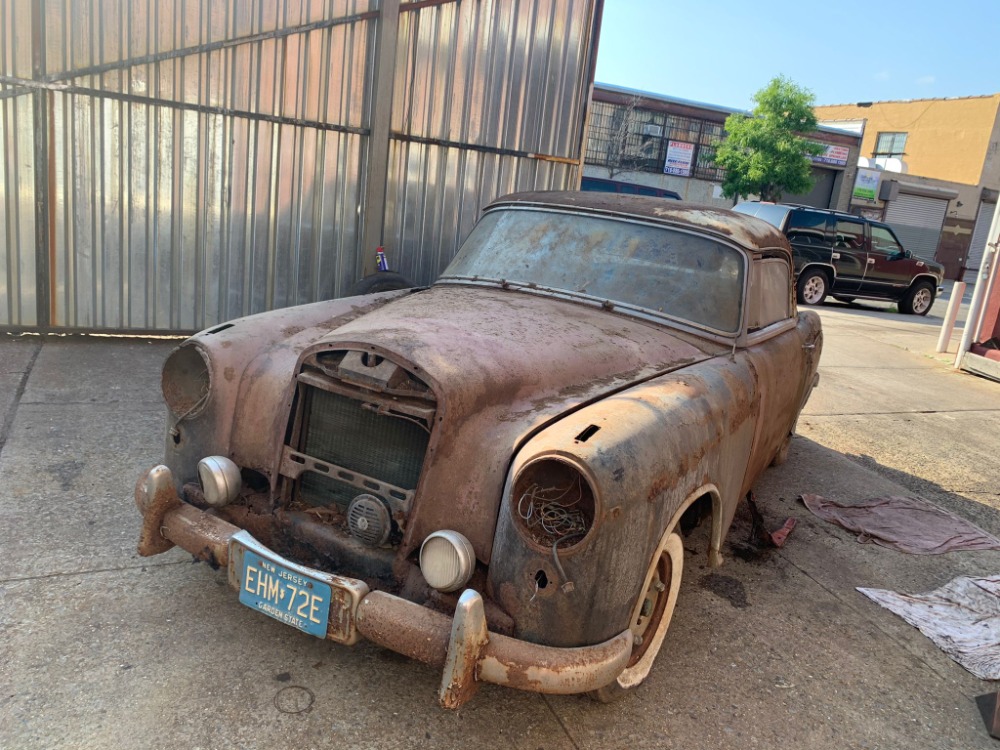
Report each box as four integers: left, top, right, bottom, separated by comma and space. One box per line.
714, 76, 825, 202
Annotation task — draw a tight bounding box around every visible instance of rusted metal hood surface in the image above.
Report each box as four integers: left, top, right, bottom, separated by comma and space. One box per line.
307, 285, 724, 562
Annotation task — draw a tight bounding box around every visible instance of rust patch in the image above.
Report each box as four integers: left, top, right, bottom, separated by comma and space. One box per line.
223, 366, 235, 382
646, 472, 675, 503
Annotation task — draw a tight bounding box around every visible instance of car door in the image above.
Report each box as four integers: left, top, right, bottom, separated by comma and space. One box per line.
830, 217, 867, 292
861, 223, 924, 298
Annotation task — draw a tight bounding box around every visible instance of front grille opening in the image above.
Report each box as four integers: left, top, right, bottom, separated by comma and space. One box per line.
290, 383, 432, 541
302, 388, 429, 492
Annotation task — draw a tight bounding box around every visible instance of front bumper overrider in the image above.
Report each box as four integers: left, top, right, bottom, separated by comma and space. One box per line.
135, 465, 632, 709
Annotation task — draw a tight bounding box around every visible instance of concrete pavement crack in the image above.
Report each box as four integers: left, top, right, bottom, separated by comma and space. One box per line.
541, 693, 583, 750
0, 342, 42, 459
0, 559, 192, 584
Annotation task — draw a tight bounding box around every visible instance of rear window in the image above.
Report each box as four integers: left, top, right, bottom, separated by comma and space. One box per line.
786, 210, 830, 246
732, 202, 791, 230
834, 218, 865, 250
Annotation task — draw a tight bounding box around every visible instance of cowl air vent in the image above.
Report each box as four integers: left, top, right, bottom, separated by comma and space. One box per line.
283, 349, 435, 547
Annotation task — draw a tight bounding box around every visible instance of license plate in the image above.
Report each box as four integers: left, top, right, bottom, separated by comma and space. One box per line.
237, 547, 332, 637
228, 531, 369, 643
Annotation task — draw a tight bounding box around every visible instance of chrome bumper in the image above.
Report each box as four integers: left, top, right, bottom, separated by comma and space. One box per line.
135, 465, 632, 708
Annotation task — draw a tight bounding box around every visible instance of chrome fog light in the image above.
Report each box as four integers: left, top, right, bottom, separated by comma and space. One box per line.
420, 530, 475, 593
197, 456, 242, 508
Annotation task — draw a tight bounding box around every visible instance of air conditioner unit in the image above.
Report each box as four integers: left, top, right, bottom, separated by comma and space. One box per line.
642, 123, 663, 138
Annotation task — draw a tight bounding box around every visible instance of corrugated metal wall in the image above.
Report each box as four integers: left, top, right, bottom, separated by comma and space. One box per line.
0, 1, 38, 326
385, 0, 589, 285
0, 0, 599, 331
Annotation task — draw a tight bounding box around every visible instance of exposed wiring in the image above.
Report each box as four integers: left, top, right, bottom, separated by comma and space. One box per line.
516, 478, 588, 542
168, 382, 210, 440
517, 478, 591, 595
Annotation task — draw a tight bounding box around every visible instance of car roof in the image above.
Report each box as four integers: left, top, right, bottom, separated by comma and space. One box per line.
735, 201, 858, 221
488, 191, 792, 256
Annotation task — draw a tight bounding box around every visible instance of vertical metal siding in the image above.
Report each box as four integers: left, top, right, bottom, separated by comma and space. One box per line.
384, 0, 596, 284
1, 0, 597, 331
0, 0, 38, 326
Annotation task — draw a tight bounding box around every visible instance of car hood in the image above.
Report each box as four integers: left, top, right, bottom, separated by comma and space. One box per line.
303, 284, 724, 562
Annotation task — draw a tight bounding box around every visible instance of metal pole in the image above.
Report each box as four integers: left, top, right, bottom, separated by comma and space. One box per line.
30, 0, 51, 327
936, 281, 965, 353
359, 0, 400, 280
955, 200, 1000, 369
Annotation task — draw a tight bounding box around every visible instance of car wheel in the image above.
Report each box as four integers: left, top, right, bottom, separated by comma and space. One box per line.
588, 531, 684, 703
348, 271, 415, 296
796, 270, 829, 306
899, 280, 935, 316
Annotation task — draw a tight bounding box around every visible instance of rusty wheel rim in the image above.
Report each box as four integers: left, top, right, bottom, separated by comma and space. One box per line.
628, 552, 672, 667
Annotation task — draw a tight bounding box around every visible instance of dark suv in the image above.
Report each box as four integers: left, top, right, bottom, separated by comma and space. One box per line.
733, 202, 944, 315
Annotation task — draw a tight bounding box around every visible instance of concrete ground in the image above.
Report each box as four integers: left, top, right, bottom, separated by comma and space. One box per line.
2, 287, 999, 750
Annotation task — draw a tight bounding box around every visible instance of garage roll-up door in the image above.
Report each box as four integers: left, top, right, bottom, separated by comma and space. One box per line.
783, 167, 836, 208
967, 200, 997, 274
884, 193, 949, 262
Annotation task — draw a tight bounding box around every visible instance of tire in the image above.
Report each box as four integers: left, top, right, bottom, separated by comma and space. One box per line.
770, 434, 792, 467
796, 270, 829, 306
348, 271, 415, 296
589, 532, 684, 703
899, 280, 935, 316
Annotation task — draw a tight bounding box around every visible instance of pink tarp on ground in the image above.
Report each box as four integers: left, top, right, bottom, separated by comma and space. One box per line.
800, 494, 1000, 555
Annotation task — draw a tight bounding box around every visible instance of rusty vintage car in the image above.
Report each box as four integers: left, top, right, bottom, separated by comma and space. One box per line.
135, 192, 822, 707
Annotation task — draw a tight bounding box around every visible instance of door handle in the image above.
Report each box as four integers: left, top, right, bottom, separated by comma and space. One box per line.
802, 343, 816, 350
831, 252, 841, 260
867, 258, 875, 264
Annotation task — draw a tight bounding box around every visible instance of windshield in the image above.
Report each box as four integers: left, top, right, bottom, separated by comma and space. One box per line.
440, 207, 746, 333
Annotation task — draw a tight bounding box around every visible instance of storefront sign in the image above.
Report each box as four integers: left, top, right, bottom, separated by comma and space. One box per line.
852, 168, 882, 203
663, 140, 695, 176
809, 143, 850, 167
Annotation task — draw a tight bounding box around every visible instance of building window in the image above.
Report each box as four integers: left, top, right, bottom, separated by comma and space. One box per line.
585, 100, 726, 181
873, 131, 907, 167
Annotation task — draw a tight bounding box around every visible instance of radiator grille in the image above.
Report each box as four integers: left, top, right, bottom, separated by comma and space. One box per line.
297, 387, 429, 509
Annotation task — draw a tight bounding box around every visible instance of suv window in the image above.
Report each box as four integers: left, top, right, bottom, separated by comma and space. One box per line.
870, 224, 904, 255
786, 209, 829, 246
833, 218, 865, 250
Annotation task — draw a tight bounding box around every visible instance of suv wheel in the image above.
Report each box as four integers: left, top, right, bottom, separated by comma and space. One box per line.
796, 270, 829, 306
900, 280, 935, 316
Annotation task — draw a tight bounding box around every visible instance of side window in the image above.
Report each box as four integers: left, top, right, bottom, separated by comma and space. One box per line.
748, 257, 792, 331
786, 210, 830, 246
833, 219, 865, 250
870, 224, 903, 255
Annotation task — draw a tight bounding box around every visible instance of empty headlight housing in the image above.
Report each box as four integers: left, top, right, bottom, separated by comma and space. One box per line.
510, 457, 598, 552
161, 342, 212, 419
420, 530, 475, 592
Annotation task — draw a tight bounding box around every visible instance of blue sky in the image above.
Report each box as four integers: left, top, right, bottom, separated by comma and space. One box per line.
595, 0, 1000, 110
